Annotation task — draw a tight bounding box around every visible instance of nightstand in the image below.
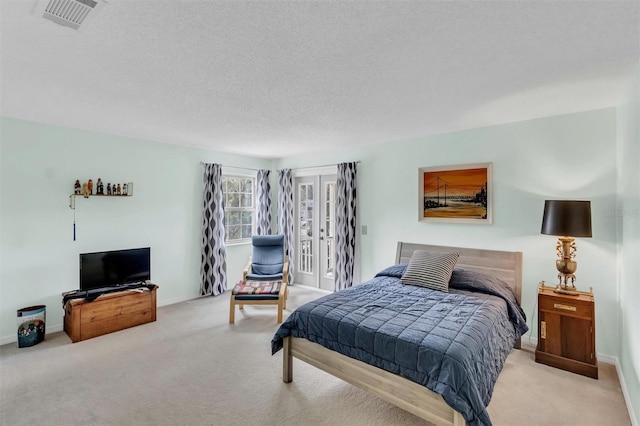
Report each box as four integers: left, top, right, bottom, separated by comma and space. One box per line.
535, 282, 598, 379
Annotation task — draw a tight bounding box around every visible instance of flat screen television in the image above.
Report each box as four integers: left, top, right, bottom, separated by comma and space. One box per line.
80, 247, 150, 290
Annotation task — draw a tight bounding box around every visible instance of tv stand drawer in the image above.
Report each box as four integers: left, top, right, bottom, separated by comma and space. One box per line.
64, 286, 157, 343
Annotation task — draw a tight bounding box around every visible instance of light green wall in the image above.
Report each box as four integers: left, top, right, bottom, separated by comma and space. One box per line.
276, 108, 619, 357
0, 117, 272, 341
617, 61, 639, 423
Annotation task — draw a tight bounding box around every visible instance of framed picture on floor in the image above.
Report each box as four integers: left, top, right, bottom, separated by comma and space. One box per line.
419, 162, 493, 224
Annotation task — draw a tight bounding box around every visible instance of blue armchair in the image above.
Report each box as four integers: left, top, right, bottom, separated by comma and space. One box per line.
243, 235, 289, 284
230, 235, 289, 324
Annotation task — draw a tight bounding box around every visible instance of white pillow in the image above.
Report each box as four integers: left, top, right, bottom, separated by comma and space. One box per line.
400, 250, 460, 292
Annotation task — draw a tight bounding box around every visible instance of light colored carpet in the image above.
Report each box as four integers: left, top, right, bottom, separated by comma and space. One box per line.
0, 285, 631, 426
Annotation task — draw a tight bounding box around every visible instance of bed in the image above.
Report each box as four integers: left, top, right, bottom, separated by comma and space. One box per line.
271, 242, 527, 426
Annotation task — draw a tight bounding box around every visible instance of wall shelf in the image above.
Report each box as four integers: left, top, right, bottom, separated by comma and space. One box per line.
69, 193, 133, 210
69, 181, 133, 210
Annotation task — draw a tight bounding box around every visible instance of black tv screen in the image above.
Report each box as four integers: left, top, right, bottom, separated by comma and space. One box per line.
80, 247, 150, 290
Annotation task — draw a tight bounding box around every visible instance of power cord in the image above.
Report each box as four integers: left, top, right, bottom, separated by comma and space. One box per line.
527, 280, 550, 347
528, 297, 538, 347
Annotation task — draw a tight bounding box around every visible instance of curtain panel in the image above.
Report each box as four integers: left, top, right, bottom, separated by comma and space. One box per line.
200, 163, 227, 296
256, 169, 272, 235
278, 169, 295, 284
335, 162, 359, 291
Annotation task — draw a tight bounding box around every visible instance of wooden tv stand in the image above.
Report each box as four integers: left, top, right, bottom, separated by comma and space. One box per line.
63, 285, 157, 343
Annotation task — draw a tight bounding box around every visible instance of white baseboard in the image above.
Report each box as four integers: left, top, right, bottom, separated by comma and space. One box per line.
0, 295, 200, 347
158, 294, 200, 307
611, 356, 639, 426
291, 284, 331, 294
597, 352, 617, 365
0, 324, 64, 346
521, 343, 636, 425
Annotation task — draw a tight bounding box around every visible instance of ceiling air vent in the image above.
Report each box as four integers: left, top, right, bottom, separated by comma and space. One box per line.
43, 0, 97, 30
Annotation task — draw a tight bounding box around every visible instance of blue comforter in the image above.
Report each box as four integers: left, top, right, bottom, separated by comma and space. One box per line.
272, 265, 528, 426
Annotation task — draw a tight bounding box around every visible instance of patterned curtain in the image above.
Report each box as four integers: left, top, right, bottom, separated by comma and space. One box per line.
256, 169, 272, 235
335, 162, 359, 291
278, 169, 295, 284
200, 163, 227, 296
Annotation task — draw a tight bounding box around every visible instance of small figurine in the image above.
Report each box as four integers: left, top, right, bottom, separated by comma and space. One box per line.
82, 182, 89, 198
107, 183, 112, 195
74, 180, 81, 195
97, 178, 104, 195
116, 183, 121, 195
122, 183, 128, 196
88, 179, 93, 195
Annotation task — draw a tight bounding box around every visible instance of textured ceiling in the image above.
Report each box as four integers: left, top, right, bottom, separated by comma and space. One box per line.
1, 0, 638, 159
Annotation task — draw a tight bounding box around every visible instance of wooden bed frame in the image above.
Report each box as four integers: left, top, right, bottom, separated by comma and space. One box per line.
282, 242, 523, 426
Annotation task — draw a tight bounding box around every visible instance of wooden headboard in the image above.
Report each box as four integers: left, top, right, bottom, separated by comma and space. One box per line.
395, 241, 523, 304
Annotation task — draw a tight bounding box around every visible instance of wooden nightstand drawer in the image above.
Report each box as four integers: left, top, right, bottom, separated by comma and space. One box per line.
539, 295, 592, 319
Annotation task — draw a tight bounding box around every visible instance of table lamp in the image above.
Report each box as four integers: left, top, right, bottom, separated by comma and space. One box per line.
541, 200, 592, 295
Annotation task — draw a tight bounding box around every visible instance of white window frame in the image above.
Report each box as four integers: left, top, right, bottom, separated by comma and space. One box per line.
222, 174, 256, 245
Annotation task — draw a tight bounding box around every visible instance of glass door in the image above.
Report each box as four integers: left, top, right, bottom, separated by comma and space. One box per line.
319, 176, 336, 291
294, 174, 336, 291
296, 177, 315, 287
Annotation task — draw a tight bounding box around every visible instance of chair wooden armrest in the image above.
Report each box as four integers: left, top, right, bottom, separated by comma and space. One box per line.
282, 255, 289, 284
242, 256, 252, 282
279, 277, 288, 312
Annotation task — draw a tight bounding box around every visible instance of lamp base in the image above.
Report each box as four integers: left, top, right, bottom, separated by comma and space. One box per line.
556, 268, 579, 296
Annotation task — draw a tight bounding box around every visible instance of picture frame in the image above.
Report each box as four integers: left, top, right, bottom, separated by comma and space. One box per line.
419, 162, 493, 224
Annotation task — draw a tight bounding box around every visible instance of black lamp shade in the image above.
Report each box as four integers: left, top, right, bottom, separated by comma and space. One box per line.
541, 200, 592, 237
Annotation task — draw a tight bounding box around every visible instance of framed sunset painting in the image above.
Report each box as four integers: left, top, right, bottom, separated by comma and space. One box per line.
419, 162, 493, 224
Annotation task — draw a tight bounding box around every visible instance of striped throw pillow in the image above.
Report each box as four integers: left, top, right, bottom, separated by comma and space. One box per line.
400, 250, 460, 292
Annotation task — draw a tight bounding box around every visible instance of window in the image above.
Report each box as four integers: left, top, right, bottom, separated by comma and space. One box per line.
222, 175, 255, 243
